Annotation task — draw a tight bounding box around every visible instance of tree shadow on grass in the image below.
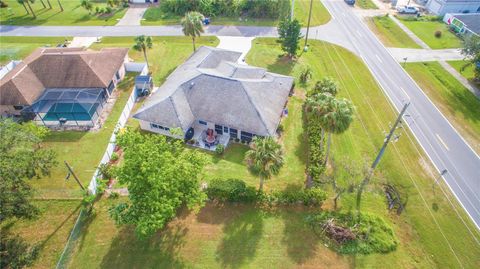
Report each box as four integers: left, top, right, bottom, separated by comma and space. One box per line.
267, 55, 297, 76
280, 207, 321, 265
100, 224, 188, 269
215, 209, 264, 269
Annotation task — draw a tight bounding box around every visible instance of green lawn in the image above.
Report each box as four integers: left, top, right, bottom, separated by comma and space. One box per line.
356, 0, 378, 9
141, 0, 331, 26
366, 15, 421, 48
32, 74, 136, 199
68, 39, 480, 268
0, 0, 126, 26
1, 200, 82, 269
405, 62, 480, 154
447, 60, 479, 84
397, 18, 462, 49
0, 36, 72, 65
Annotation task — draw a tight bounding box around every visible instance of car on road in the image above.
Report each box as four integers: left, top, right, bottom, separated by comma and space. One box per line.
344, 0, 355, 5
396, 5, 419, 14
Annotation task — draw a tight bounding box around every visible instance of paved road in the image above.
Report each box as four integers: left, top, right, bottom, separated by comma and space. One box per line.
1, 0, 478, 230
321, 0, 480, 230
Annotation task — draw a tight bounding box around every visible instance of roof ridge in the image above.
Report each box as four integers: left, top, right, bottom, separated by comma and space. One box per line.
239, 80, 271, 135
78, 53, 107, 87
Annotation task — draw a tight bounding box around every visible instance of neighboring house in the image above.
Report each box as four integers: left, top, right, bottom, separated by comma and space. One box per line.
133, 46, 294, 150
443, 13, 480, 36
426, 0, 480, 15
0, 47, 129, 127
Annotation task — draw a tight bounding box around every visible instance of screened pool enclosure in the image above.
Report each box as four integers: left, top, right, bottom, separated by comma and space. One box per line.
24, 88, 108, 127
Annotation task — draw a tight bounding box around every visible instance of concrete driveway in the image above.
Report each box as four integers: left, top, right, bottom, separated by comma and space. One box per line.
116, 4, 148, 26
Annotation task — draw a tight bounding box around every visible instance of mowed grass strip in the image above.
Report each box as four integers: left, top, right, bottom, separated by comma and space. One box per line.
366, 15, 421, 48
0, 36, 72, 65
1, 200, 82, 269
0, 0, 127, 26
356, 0, 378, 9
142, 1, 331, 26
247, 38, 480, 268
68, 39, 480, 268
447, 60, 479, 84
397, 18, 462, 49
405, 62, 480, 154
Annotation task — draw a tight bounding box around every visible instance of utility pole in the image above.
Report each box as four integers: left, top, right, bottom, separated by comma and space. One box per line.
291, 0, 295, 19
304, 0, 314, 51
64, 161, 86, 191
356, 103, 410, 212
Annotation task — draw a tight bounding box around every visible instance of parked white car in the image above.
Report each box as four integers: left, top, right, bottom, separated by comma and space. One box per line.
396, 5, 419, 14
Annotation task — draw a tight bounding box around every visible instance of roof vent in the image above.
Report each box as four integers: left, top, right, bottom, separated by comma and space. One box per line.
189, 82, 195, 89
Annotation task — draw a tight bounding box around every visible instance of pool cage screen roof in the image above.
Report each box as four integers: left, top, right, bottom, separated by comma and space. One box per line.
24, 88, 106, 114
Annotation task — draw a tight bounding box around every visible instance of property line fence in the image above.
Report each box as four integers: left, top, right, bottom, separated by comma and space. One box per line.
55, 64, 147, 268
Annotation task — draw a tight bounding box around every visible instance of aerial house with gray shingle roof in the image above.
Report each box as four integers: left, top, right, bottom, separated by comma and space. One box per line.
0, 47, 129, 128
133, 46, 294, 151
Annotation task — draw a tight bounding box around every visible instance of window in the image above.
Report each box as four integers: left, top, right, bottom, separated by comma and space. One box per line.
215, 124, 223, 135
223, 126, 229, 133
241, 131, 254, 142
150, 123, 169, 131
198, 120, 207, 125
116, 71, 121, 80
13, 105, 24, 110
107, 81, 115, 94
230, 128, 238, 138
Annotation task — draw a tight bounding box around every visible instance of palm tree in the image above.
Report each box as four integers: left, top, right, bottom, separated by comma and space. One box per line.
57, 0, 63, 12
133, 35, 153, 70
245, 136, 284, 192
17, 0, 30, 14
181, 11, 205, 52
320, 98, 354, 166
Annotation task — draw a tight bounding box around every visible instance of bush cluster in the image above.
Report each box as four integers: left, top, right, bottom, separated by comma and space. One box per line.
206, 178, 327, 206
161, 0, 290, 19
306, 211, 398, 254
305, 112, 326, 181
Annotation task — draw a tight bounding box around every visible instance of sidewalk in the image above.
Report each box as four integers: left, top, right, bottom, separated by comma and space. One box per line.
388, 48, 463, 62
439, 61, 480, 99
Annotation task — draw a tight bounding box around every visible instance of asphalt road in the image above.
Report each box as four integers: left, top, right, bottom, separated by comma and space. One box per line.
321, 0, 480, 230
0, 0, 478, 230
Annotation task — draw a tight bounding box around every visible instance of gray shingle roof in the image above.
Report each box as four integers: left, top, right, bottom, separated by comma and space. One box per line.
133, 46, 293, 136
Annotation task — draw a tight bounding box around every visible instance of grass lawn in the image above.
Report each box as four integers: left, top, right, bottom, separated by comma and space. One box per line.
0, 0, 126, 26
397, 17, 462, 49
0, 36, 72, 65
68, 38, 480, 268
366, 15, 421, 48
141, 0, 331, 27
356, 0, 378, 9
447, 60, 479, 84
1, 200, 82, 269
32, 74, 136, 199
405, 62, 480, 154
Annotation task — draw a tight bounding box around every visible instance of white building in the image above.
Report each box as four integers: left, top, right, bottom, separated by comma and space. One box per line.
426, 0, 480, 15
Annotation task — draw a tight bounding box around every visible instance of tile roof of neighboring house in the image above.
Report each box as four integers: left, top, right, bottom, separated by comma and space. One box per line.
133, 46, 294, 137
0, 47, 128, 106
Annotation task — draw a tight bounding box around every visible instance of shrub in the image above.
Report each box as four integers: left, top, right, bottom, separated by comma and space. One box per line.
299, 66, 312, 84
206, 178, 257, 202
95, 6, 100, 14
96, 180, 107, 194
105, 6, 113, 14
98, 7, 105, 14
109, 192, 120, 199
276, 123, 284, 135
305, 112, 326, 181
434, 30, 442, 38
215, 144, 225, 155
110, 152, 119, 162
306, 211, 398, 254
98, 163, 114, 180
302, 187, 328, 206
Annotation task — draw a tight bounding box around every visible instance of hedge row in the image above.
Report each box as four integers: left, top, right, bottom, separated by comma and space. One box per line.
161, 0, 290, 19
305, 109, 326, 181
206, 178, 327, 206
